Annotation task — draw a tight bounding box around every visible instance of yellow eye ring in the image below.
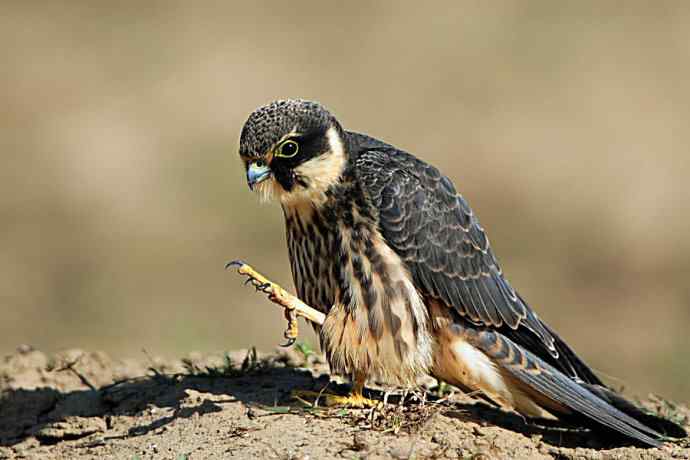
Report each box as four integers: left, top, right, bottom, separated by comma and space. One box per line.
275, 140, 299, 158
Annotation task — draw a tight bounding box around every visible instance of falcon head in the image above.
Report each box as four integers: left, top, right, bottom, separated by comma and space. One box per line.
239, 99, 347, 204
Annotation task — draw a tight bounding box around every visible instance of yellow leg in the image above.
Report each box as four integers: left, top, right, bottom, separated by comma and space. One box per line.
291, 373, 379, 408
226, 260, 325, 346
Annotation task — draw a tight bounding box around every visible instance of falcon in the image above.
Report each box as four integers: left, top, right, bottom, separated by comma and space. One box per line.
235, 99, 685, 446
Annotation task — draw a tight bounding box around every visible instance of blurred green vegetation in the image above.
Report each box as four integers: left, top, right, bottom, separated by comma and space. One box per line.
1, 2, 689, 401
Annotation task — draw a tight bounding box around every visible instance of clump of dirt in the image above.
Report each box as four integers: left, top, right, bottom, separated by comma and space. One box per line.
0, 345, 687, 459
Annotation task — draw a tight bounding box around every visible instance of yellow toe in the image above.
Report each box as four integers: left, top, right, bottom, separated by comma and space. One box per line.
291, 390, 379, 408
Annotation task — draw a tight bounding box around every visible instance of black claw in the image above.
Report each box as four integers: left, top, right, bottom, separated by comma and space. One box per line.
225, 259, 245, 270
244, 277, 254, 286
256, 282, 271, 292
280, 337, 296, 348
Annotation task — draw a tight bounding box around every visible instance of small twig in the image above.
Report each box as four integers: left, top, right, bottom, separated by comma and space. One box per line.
55, 353, 96, 391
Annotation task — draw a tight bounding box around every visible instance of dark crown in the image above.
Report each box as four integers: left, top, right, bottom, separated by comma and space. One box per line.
239, 99, 337, 158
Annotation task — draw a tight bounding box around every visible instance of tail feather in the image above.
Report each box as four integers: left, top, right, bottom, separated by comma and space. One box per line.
583, 383, 687, 439
467, 328, 681, 447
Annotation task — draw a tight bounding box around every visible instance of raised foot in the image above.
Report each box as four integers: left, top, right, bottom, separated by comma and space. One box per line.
226, 260, 326, 347
291, 390, 379, 408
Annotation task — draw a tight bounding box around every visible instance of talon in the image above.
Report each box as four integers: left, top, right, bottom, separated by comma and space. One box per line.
280, 337, 296, 348
282, 307, 298, 347
256, 282, 272, 292
225, 259, 245, 270
244, 277, 255, 286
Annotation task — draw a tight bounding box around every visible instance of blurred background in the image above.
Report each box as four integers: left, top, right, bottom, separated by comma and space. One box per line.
1, 2, 689, 401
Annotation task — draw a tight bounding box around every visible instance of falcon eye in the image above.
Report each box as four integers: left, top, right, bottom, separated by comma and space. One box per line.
276, 140, 299, 158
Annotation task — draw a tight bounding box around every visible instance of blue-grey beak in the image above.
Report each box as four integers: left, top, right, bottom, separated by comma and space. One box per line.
246, 162, 272, 190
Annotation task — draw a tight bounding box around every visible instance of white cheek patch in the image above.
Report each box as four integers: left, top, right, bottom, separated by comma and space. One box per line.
280, 126, 346, 206
295, 154, 341, 186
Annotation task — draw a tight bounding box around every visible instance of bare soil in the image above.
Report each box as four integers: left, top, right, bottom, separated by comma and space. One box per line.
0, 346, 688, 460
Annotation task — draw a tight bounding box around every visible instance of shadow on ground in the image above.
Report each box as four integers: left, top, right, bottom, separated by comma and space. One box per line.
3, 348, 684, 455
0, 350, 322, 447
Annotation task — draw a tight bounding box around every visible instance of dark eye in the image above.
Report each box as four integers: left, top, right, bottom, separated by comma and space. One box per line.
276, 140, 299, 158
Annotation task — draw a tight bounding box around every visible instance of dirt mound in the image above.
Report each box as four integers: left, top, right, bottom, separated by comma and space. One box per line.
0, 346, 687, 459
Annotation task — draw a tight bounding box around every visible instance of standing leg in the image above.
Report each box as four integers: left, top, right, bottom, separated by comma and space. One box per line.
292, 372, 378, 408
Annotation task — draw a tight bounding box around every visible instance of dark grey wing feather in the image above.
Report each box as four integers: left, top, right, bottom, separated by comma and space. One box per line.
353, 146, 556, 356
467, 328, 664, 447
353, 143, 608, 383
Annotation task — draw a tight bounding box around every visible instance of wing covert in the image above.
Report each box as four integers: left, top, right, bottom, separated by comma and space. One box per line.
353, 145, 557, 356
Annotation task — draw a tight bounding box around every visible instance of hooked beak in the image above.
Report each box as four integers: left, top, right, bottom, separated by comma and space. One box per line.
246, 162, 271, 190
